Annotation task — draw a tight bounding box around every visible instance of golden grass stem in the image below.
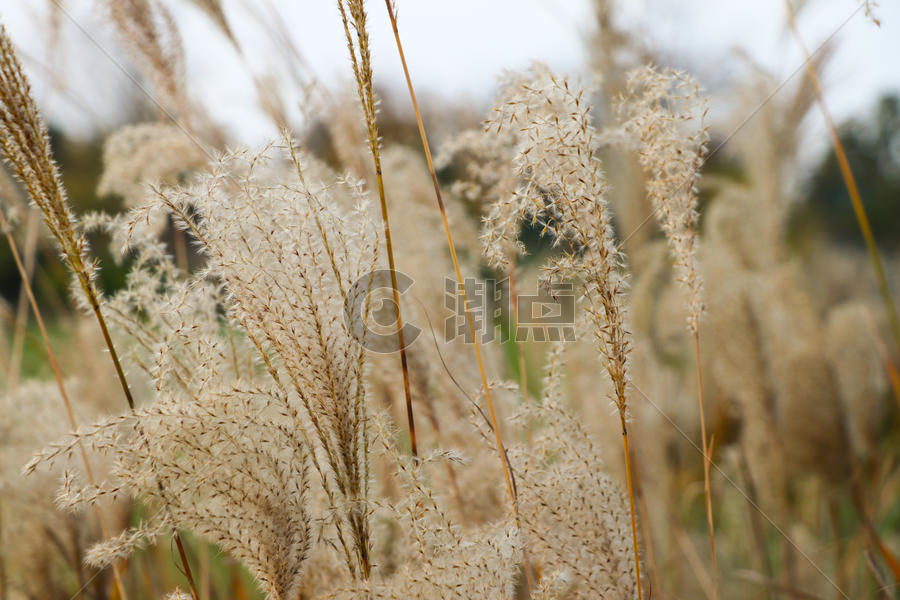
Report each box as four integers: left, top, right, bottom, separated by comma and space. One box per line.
630, 445, 660, 595
0, 209, 130, 600
619, 414, 643, 599
785, 2, 900, 356
861, 308, 900, 410
381, 3, 533, 591
174, 531, 199, 600
694, 331, 718, 600
337, 0, 418, 462
381, 0, 519, 522
374, 165, 419, 459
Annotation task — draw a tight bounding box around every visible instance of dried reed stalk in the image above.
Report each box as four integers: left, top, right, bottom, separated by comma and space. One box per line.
785, 4, 900, 585
694, 333, 718, 599
337, 0, 418, 460
381, 3, 535, 592
619, 66, 714, 598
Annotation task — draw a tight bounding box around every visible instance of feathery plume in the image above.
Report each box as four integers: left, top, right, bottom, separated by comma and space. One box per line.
617, 65, 709, 333
484, 65, 641, 597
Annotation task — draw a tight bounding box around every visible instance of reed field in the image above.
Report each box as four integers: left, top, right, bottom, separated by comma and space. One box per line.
1, 1, 899, 598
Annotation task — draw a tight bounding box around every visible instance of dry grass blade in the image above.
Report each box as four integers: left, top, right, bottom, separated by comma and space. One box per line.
785, 3, 900, 586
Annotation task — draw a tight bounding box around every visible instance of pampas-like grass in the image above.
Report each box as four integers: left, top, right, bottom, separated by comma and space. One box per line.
8, 3, 900, 598
105, 0, 189, 119
512, 340, 638, 600
617, 65, 716, 595
482, 65, 642, 596
617, 66, 708, 334
98, 123, 205, 210
28, 143, 378, 595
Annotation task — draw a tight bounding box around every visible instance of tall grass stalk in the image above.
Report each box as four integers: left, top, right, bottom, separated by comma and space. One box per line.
861, 308, 900, 408
381, 0, 520, 515
618, 65, 713, 599
786, 4, 900, 584
618, 415, 643, 599
337, 0, 418, 460
694, 332, 718, 599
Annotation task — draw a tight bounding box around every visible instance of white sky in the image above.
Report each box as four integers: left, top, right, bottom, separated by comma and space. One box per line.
0, 0, 898, 144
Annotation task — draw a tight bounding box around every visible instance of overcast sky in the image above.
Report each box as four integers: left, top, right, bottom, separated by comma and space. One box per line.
1, 0, 898, 144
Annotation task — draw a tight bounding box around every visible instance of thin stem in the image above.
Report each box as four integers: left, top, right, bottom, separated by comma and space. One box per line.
0, 209, 130, 600
785, 1, 900, 355
861, 308, 900, 409
694, 331, 718, 599
174, 532, 200, 600
619, 414, 643, 600
382, 3, 532, 591
374, 163, 418, 459
381, 0, 519, 525
87, 292, 134, 409
337, 0, 418, 462
630, 448, 660, 595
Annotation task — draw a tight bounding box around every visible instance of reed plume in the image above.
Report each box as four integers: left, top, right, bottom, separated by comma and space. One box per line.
511, 339, 638, 599
105, 0, 189, 120
483, 65, 641, 597
28, 143, 379, 595
618, 65, 715, 597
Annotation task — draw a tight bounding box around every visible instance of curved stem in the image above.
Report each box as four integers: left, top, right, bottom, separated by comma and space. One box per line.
785, 1, 900, 355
